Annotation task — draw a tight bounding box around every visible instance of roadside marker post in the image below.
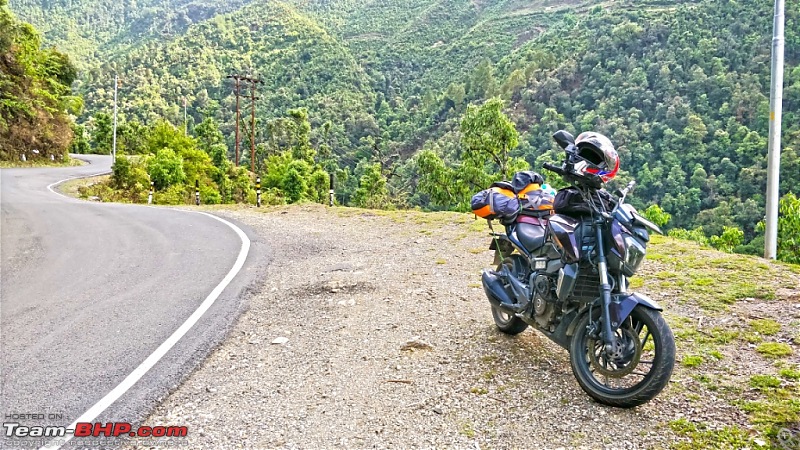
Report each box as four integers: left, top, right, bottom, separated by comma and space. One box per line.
329, 173, 334, 207
195, 180, 200, 206
148, 181, 154, 205
256, 176, 261, 207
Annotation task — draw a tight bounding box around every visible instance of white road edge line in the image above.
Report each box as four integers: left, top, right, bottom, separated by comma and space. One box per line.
46, 171, 111, 198
39, 180, 251, 449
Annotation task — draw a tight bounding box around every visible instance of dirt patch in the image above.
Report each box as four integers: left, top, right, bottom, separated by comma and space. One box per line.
127, 204, 799, 449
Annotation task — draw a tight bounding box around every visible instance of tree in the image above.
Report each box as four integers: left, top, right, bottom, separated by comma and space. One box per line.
147, 148, 186, 190
92, 113, 113, 154
460, 98, 519, 180
352, 163, 390, 209
643, 204, 671, 228
194, 117, 224, 155
776, 193, 800, 264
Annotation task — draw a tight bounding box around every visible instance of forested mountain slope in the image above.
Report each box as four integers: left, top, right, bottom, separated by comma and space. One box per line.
10, 0, 256, 64
8, 0, 800, 256
0, 0, 78, 160
76, 0, 377, 158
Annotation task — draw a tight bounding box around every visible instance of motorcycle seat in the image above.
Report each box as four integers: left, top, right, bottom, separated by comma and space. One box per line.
515, 222, 546, 252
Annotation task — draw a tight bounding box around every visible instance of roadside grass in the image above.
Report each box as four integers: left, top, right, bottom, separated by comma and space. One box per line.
668, 419, 763, 449
323, 207, 800, 448
57, 174, 110, 198
647, 232, 799, 448
0, 156, 85, 168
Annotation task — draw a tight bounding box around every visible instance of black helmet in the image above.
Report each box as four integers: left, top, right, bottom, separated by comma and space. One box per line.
574, 132, 619, 182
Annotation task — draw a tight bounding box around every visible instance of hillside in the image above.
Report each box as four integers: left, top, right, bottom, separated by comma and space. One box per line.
0, 0, 78, 161
77, 1, 376, 159
9, 0, 257, 65
9, 0, 800, 256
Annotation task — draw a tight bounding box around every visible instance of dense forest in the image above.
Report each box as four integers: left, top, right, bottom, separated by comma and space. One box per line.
0, 0, 79, 161
7, 0, 800, 261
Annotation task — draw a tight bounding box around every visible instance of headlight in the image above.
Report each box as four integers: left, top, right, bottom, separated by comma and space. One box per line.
623, 234, 646, 276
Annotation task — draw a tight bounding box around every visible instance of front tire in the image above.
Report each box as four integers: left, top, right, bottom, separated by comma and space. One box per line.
569, 305, 675, 408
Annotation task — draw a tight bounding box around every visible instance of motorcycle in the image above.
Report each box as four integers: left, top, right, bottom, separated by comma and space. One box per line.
480, 130, 675, 408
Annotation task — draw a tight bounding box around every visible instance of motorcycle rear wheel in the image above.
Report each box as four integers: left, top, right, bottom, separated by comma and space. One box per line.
491, 255, 529, 335
490, 306, 528, 335
569, 305, 675, 408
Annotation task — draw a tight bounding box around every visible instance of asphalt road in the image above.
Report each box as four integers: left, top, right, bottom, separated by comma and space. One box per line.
0, 155, 263, 448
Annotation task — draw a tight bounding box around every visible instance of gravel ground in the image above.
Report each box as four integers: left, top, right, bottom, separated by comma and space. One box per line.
124, 204, 709, 450
119, 203, 800, 450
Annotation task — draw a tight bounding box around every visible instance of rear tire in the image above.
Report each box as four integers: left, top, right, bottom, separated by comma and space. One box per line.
569, 305, 675, 408
490, 255, 529, 335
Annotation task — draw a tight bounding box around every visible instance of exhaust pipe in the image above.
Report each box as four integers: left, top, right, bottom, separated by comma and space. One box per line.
482, 270, 525, 313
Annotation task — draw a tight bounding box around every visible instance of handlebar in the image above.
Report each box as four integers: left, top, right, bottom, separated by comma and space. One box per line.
542, 161, 602, 189
542, 162, 565, 175
619, 180, 636, 198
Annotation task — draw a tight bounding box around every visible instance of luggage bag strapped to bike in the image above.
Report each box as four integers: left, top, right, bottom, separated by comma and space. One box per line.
554, 186, 614, 217
519, 188, 554, 216
513, 171, 554, 217
471, 182, 520, 222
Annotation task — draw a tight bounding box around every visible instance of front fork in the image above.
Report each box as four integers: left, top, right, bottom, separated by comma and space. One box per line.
594, 221, 619, 354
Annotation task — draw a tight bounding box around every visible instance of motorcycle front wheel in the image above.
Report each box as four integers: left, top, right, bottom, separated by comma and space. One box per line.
569, 305, 675, 408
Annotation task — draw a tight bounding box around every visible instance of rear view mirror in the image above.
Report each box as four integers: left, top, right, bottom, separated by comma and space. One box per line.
553, 130, 575, 149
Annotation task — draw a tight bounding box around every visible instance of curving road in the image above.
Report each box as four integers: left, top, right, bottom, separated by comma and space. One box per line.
0, 155, 262, 448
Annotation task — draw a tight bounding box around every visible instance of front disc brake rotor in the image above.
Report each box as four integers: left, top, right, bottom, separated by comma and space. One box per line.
588, 327, 643, 378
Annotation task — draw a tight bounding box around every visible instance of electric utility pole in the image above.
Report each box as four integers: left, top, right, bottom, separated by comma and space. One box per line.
240, 75, 262, 173
765, 0, 784, 260
112, 73, 118, 163
226, 74, 243, 166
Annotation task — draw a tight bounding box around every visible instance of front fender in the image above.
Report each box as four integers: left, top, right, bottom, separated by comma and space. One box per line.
566, 292, 663, 337
608, 292, 662, 328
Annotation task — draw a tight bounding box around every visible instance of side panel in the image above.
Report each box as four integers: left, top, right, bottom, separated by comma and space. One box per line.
548, 214, 581, 263
556, 263, 579, 301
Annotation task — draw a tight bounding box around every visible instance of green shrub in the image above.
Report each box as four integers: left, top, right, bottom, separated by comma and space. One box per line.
200, 184, 221, 204
147, 148, 186, 190
111, 156, 133, 189
668, 226, 709, 246
154, 184, 187, 205
643, 204, 671, 228
710, 226, 744, 253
